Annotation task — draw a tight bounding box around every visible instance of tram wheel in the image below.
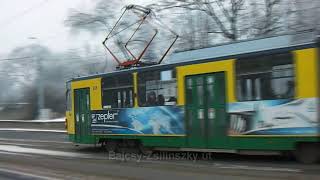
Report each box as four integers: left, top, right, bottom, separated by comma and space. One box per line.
105, 140, 118, 152
138, 143, 153, 155
294, 143, 320, 164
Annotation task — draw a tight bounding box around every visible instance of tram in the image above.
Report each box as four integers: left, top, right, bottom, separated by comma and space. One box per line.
66, 31, 320, 163
66, 5, 320, 163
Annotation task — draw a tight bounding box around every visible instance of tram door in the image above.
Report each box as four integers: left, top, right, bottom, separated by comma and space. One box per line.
185, 72, 227, 148
74, 88, 91, 143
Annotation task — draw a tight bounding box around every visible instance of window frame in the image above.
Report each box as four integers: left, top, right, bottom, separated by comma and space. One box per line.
101, 73, 134, 109
137, 67, 177, 107
235, 52, 295, 101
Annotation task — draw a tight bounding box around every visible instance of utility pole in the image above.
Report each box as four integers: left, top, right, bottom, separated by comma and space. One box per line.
36, 55, 51, 120
36, 56, 45, 119
28, 37, 49, 119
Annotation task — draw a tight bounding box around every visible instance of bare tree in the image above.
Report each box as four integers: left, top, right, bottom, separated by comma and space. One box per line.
249, 0, 283, 37
0, 44, 50, 103
0, 44, 51, 119
65, 1, 178, 65
0, 43, 105, 118
176, 10, 212, 50
289, 0, 320, 33
150, 0, 305, 45
150, 0, 246, 41
65, 0, 123, 33
173, 10, 198, 51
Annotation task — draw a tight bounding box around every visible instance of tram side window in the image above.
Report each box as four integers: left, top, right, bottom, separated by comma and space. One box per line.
236, 53, 295, 101
102, 74, 134, 108
66, 82, 71, 111
138, 69, 177, 107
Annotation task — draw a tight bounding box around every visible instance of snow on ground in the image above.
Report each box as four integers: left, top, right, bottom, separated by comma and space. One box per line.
0, 117, 65, 123
0, 145, 92, 158
0, 128, 66, 133
0, 117, 66, 132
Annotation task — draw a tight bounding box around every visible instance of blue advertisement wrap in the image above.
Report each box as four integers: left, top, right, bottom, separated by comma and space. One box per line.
91, 106, 185, 135
228, 98, 318, 135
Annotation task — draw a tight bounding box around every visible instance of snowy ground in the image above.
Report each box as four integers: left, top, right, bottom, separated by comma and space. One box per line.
0, 117, 66, 132
0, 128, 66, 133
0, 117, 65, 123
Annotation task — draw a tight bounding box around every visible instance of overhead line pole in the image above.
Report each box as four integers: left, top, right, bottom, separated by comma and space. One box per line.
36, 56, 45, 119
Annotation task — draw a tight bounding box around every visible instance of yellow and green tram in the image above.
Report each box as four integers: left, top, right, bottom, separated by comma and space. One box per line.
66, 33, 320, 163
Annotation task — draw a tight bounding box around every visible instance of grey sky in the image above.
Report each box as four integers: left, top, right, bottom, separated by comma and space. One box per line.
0, 0, 146, 57
1, 0, 79, 56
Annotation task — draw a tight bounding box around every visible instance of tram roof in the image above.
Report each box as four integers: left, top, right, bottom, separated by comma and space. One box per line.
167, 31, 317, 63
68, 31, 317, 82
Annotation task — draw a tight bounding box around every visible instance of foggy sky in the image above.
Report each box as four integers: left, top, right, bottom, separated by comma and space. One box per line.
0, 0, 147, 57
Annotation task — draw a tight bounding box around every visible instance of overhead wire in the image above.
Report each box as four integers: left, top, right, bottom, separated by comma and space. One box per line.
0, 53, 107, 63
0, 56, 34, 62
0, 0, 51, 28
0, 1, 115, 80
0, 2, 172, 68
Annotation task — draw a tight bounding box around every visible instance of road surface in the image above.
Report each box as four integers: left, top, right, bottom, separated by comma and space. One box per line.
0, 131, 319, 180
